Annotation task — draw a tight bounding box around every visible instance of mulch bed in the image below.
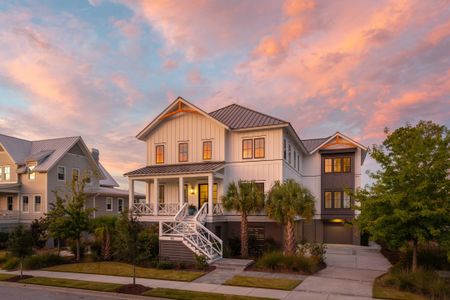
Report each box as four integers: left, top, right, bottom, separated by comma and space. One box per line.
115, 284, 151, 295
246, 262, 327, 275
4, 275, 33, 282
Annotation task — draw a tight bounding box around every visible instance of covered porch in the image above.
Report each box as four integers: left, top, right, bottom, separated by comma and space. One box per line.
126, 162, 225, 220
0, 183, 21, 222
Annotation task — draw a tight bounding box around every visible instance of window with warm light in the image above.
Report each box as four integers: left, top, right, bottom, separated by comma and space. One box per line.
343, 157, 351, 172
155, 145, 164, 164
254, 138, 265, 158
333, 158, 342, 173
179, 143, 188, 162
203, 141, 212, 160
242, 139, 253, 159
4, 166, 10, 181
324, 158, 333, 173
334, 191, 342, 208
325, 192, 332, 208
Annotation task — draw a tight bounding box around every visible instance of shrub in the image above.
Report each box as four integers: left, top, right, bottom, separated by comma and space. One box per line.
195, 255, 208, 270
89, 241, 103, 261
296, 242, 327, 264
156, 261, 174, 269
0, 232, 9, 249
256, 251, 284, 270
69, 240, 86, 259
227, 236, 241, 257
255, 251, 320, 274
23, 253, 67, 270
263, 238, 278, 253
3, 257, 19, 270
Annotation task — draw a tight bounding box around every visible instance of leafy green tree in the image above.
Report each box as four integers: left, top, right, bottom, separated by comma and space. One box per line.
8, 225, 33, 278
266, 179, 315, 255
222, 181, 265, 257
91, 215, 117, 260
353, 121, 450, 271
45, 196, 67, 255
30, 217, 48, 248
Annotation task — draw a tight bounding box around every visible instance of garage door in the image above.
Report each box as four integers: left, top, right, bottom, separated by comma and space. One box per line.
323, 222, 353, 244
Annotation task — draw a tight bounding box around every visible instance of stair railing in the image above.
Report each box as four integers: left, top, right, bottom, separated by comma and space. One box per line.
174, 203, 188, 221
194, 203, 208, 223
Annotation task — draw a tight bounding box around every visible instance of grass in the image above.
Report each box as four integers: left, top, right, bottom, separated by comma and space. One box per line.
0, 273, 15, 281
44, 261, 205, 282
19, 277, 122, 292
144, 288, 275, 300
224, 275, 301, 290
373, 286, 428, 300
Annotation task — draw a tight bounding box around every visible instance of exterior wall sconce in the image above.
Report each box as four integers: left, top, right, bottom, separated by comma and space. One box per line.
190, 185, 195, 195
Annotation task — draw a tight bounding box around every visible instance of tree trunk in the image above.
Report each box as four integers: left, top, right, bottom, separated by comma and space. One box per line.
20, 258, 23, 278
241, 212, 249, 258
285, 220, 295, 255
104, 232, 111, 260
76, 239, 80, 262
57, 239, 60, 256
412, 239, 418, 272
133, 264, 136, 285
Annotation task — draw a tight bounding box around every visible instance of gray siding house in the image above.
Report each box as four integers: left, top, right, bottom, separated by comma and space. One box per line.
0, 134, 139, 231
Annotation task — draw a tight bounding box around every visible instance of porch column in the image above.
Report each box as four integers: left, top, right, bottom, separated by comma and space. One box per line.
145, 181, 151, 204
179, 176, 184, 208
154, 178, 159, 216
128, 178, 134, 211
208, 174, 213, 216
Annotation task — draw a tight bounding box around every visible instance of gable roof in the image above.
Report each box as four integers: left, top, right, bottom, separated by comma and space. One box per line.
301, 137, 331, 152
0, 134, 32, 164
308, 132, 368, 154
99, 163, 119, 188
209, 104, 288, 130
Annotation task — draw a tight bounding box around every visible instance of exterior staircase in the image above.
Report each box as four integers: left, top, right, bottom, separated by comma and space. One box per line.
159, 203, 223, 263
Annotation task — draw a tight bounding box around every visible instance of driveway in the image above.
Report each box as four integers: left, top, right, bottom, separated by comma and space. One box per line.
287, 243, 391, 299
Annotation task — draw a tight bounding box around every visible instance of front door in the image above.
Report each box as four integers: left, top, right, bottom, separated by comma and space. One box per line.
198, 183, 218, 209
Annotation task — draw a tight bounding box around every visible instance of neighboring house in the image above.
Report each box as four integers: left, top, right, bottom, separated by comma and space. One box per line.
125, 97, 367, 262
0, 134, 139, 231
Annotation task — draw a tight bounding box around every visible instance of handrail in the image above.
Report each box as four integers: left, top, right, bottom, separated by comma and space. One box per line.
194, 203, 208, 223
174, 203, 188, 221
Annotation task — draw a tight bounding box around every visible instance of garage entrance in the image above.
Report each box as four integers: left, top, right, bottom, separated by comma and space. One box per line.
323, 222, 353, 244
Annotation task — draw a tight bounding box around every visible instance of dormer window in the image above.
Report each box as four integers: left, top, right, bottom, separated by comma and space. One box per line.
28, 163, 36, 181
155, 145, 164, 164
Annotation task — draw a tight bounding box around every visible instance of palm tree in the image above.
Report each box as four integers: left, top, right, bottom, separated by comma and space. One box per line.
92, 215, 117, 260
222, 181, 264, 257
266, 179, 315, 255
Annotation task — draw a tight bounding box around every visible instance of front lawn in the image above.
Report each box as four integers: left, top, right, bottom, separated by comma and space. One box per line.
0, 273, 16, 281
19, 276, 121, 292
224, 275, 301, 290
44, 261, 205, 282
143, 288, 275, 300
373, 286, 427, 300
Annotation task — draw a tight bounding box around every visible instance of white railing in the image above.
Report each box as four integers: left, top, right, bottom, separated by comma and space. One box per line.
174, 203, 188, 221
158, 203, 180, 215
194, 203, 208, 223
0, 210, 20, 220
132, 203, 154, 215
213, 203, 224, 215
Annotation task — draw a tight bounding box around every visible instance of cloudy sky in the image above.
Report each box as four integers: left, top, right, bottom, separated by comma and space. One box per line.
0, 0, 449, 188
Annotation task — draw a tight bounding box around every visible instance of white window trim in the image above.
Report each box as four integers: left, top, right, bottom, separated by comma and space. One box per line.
34, 195, 42, 213
22, 195, 29, 213
106, 197, 113, 211
117, 198, 124, 213
86, 170, 93, 186
4, 165, 10, 181
72, 168, 80, 182
57, 165, 66, 182
0, 166, 3, 182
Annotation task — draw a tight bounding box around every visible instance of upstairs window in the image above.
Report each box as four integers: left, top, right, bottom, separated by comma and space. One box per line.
155, 145, 164, 164
334, 191, 342, 208
283, 139, 287, 160
288, 144, 292, 164
106, 197, 113, 211
86, 170, 93, 185
254, 138, 265, 158
34, 195, 41, 212
324, 159, 333, 173
203, 141, 212, 160
242, 139, 253, 159
178, 143, 188, 162
4, 166, 10, 181
333, 158, 342, 172
7, 196, 13, 211
57, 166, 65, 181
294, 150, 297, 168
325, 192, 332, 208
343, 157, 351, 172
72, 168, 80, 182
118, 198, 124, 212
22, 196, 29, 212
324, 157, 352, 173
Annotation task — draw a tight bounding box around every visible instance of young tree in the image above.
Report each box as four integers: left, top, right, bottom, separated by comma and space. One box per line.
222, 181, 265, 257
45, 196, 67, 255
30, 217, 48, 249
91, 215, 117, 260
354, 121, 450, 271
8, 225, 33, 278
266, 179, 315, 255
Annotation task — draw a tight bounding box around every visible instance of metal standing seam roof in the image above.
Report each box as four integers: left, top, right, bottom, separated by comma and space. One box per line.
301, 137, 331, 152
125, 161, 225, 176
0, 134, 32, 163
209, 104, 288, 129
28, 137, 81, 172
99, 162, 119, 188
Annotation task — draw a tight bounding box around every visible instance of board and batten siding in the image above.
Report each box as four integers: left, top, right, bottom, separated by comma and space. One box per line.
145, 113, 226, 165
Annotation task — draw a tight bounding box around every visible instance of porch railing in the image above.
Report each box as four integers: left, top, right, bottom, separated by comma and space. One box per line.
132, 203, 154, 215
213, 203, 224, 215
0, 210, 20, 220
158, 203, 180, 215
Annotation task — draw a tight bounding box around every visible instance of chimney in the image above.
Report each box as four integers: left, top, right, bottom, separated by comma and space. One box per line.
91, 148, 99, 164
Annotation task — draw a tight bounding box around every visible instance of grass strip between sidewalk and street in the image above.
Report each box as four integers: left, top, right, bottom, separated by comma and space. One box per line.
0, 274, 16, 281
44, 261, 205, 282
18, 276, 122, 292
224, 275, 301, 291
143, 287, 276, 300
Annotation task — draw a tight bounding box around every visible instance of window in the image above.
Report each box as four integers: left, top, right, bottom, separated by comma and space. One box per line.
4, 166, 10, 181
159, 185, 165, 204
254, 138, 265, 158
106, 197, 113, 211
34, 195, 41, 212
184, 184, 189, 202
7, 196, 13, 211
325, 192, 332, 208
72, 168, 80, 182
242, 139, 253, 159
118, 198, 124, 212
0, 167, 2, 181
324, 158, 333, 173
86, 170, 93, 185
57, 166, 65, 181
203, 141, 212, 160
283, 139, 287, 160
178, 143, 188, 162
343, 192, 351, 208
28, 164, 36, 181
294, 150, 297, 167
343, 157, 351, 173
333, 158, 342, 173
255, 182, 265, 193
288, 144, 292, 164
22, 196, 29, 212
297, 153, 300, 170
334, 191, 342, 208
155, 145, 164, 164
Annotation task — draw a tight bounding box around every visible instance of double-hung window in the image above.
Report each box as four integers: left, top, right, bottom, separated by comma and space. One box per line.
28, 164, 36, 181
22, 196, 29, 212
178, 143, 188, 162
254, 138, 265, 158
106, 197, 113, 211
7, 196, 13, 211
118, 198, 124, 212
4, 166, 10, 181
155, 145, 164, 164
57, 166, 65, 181
288, 144, 292, 164
34, 195, 41, 212
203, 141, 212, 160
242, 139, 253, 159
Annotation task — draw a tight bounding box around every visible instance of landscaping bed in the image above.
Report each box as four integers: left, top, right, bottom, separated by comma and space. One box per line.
143, 288, 275, 300
116, 283, 151, 295
44, 261, 206, 282
224, 275, 301, 290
